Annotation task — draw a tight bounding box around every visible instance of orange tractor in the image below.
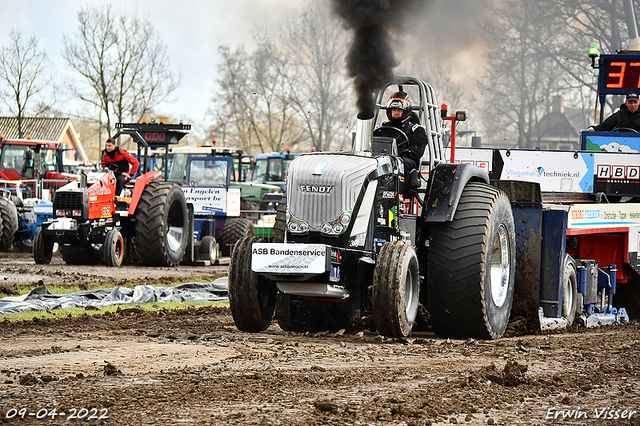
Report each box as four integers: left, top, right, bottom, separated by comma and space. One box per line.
33, 122, 193, 267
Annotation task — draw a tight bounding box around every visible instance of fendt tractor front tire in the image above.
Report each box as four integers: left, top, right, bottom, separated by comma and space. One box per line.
427, 182, 516, 340
228, 236, 276, 332
562, 254, 578, 325
372, 240, 420, 338
220, 218, 254, 256
0, 197, 18, 251
135, 181, 188, 266
104, 229, 125, 267
33, 229, 53, 265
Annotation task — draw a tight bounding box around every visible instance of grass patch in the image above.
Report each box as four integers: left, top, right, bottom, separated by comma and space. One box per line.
0, 299, 230, 323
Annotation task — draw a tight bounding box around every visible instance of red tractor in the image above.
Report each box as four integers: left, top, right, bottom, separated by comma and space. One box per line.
0, 137, 75, 199
33, 122, 192, 267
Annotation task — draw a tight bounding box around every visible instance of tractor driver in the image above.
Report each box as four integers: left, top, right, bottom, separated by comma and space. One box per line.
589, 92, 640, 132
199, 162, 224, 186
101, 138, 140, 197
374, 91, 427, 182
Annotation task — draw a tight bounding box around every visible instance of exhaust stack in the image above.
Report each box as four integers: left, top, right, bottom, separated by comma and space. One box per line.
353, 112, 374, 155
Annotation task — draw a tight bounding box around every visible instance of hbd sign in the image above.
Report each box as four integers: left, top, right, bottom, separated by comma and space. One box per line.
596, 164, 640, 180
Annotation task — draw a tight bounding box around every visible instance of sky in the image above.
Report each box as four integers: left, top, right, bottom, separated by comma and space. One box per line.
0, 0, 305, 133
0, 0, 490, 146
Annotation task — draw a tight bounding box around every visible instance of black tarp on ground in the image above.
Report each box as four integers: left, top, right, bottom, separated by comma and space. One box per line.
0, 278, 228, 315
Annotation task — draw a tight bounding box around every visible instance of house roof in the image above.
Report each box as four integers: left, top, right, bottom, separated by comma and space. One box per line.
0, 117, 71, 141
533, 109, 581, 141
0, 117, 88, 161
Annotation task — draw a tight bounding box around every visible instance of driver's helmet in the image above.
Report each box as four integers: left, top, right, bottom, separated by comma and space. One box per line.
386, 91, 412, 125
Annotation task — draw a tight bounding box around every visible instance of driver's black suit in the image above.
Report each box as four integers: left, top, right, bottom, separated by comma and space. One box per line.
374, 118, 428, 173
590, 103, 640, 132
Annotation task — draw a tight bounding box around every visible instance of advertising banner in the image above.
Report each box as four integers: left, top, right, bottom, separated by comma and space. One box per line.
182, 187, 226, 215
251, 243, 329, 274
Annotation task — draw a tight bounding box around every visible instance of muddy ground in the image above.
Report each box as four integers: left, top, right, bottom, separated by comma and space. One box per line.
0, 251, 639, 425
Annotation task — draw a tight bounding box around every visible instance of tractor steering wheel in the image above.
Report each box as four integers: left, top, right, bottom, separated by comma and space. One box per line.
374, 125, 410, 154
612, 127, 639, 133
103, 162, 119, 172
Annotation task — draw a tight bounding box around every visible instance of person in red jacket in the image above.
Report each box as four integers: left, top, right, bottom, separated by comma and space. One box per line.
101, 138, 140, 197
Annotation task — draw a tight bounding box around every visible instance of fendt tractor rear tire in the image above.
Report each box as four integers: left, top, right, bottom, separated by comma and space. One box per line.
228, 236, 276, 332
272, 193, 286, 243
372, 240, 420, 338
60, 244, 103, 265
104, 229, 125, 267
427, 182, 516, 340
135, 181, 188, 266
0, 197, 18, 251
562, 254, 578, 326
220, 218, 254, 256
33, 229, 53, 264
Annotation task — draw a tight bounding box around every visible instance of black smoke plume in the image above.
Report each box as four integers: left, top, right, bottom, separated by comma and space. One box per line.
331, 0, 427, 117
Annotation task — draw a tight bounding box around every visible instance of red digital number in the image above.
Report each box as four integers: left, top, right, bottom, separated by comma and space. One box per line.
607, 61, 626, 88
145, 132, 166, 142
633, 62, 640, 88
606, 61, 640, 89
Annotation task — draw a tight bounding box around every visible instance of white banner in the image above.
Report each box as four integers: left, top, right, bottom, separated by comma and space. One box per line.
182, 187, 226, 215
226, 187, 241, 217
568, 204, 640, 230
251, 243, 329, 274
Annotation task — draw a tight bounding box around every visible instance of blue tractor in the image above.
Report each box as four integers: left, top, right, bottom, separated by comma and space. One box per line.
249, 149, 301, 191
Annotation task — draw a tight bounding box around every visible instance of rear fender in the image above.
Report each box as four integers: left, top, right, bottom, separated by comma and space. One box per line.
424, 163, 489, 222
128, 171, 162, 215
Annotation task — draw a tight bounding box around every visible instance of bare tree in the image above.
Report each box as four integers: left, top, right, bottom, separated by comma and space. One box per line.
477, 0, 640, 147
210, 5, 350, 155
63, 4, 179, 149
209, 44, 262, 152
0, 29, 54, 138
414, 62, 480, 147
478, 0, 567, 148
283, 3, 353, 152
211, 38, 306, 154
547, 0, 636, 116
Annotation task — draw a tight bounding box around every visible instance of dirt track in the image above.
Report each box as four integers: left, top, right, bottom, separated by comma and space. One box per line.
0, 251, 639, 425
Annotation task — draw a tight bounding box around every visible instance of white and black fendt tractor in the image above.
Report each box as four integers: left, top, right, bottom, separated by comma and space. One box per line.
230, 44, 640, 338
229, 77, 517, 339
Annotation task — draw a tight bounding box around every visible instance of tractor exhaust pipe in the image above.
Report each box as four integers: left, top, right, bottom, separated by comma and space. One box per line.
353, 112, 374, 155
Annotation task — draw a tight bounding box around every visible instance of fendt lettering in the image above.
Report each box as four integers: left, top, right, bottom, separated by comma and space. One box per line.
299, 184, 334, 194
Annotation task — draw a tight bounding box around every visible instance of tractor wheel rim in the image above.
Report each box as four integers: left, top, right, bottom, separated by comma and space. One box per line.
490, 224, 510, 308
167, 227, 184, 251
404, 259, 418, 321
115, 238, 123, 262
166, 201, 185, 252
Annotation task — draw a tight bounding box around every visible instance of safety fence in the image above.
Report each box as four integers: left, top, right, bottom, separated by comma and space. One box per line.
0, 178, 75, 201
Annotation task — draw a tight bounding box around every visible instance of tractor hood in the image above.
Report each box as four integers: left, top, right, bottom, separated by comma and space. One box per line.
286, 153, 378, 232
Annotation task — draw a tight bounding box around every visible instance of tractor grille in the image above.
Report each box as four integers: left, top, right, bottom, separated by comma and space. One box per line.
287, 154, 377, 231
53, 191, 84, 212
